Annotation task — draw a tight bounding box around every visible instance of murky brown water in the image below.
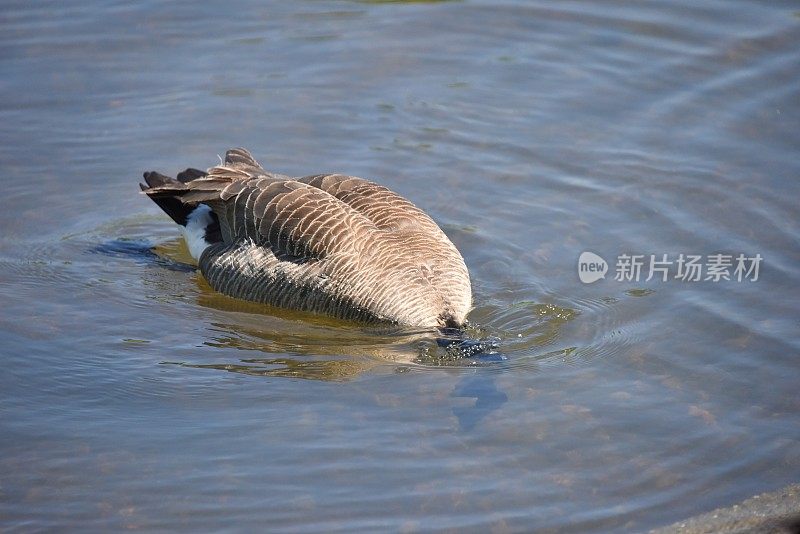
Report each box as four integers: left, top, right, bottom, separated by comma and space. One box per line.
1, 1, 799, 531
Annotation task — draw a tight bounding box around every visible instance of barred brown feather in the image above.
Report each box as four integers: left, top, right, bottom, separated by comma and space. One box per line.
141, 148, 472, 328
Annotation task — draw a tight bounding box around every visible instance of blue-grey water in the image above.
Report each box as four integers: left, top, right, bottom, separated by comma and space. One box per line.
1, 1, 799, 531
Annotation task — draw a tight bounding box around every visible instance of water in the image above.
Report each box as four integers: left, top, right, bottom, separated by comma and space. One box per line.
1, 1, 799, 531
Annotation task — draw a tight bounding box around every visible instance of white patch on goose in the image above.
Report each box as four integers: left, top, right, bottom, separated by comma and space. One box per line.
182, 204, 213, 262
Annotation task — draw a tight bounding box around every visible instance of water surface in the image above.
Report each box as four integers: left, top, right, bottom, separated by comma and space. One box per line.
1, 0, 799, 531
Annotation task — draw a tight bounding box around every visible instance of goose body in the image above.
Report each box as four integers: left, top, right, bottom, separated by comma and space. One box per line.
141, 148, 472, 328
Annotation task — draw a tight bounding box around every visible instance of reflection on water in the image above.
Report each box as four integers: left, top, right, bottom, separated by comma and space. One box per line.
2, 0, 799, 531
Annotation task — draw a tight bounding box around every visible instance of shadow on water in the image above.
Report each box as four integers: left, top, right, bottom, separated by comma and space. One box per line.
451, 374, 509, 431
91, 239, 196, 273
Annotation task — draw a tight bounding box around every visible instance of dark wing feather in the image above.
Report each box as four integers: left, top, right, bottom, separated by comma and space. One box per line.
224, 147, 260, 167
139, 172, 192, 225
176, 168, 207, 183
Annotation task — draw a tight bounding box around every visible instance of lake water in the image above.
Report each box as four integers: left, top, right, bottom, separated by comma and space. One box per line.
1, 1, 799, 531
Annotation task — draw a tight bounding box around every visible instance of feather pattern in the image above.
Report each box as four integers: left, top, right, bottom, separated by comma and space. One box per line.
141, 148, 472, 328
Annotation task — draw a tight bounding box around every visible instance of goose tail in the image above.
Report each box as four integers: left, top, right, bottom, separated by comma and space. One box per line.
140, 169, 221, 261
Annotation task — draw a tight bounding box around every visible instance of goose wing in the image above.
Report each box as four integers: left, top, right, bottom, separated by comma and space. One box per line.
300, 172, 471, 326
298, 174, 445, 237
176, 150, 375, 263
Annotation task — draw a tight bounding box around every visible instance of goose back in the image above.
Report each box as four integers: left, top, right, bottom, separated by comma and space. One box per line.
142, 148, 472, 328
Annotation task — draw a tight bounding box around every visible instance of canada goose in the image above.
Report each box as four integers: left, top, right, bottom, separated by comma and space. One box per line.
141, 148, 472, 328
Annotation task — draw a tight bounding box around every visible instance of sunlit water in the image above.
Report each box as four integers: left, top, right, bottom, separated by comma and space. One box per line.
1, 1, 799, 531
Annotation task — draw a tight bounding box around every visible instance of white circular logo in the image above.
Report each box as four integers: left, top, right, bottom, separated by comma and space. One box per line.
578, 252, 608, 284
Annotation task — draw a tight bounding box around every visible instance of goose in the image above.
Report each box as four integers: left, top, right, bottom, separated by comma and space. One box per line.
140, 148, 472, 328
